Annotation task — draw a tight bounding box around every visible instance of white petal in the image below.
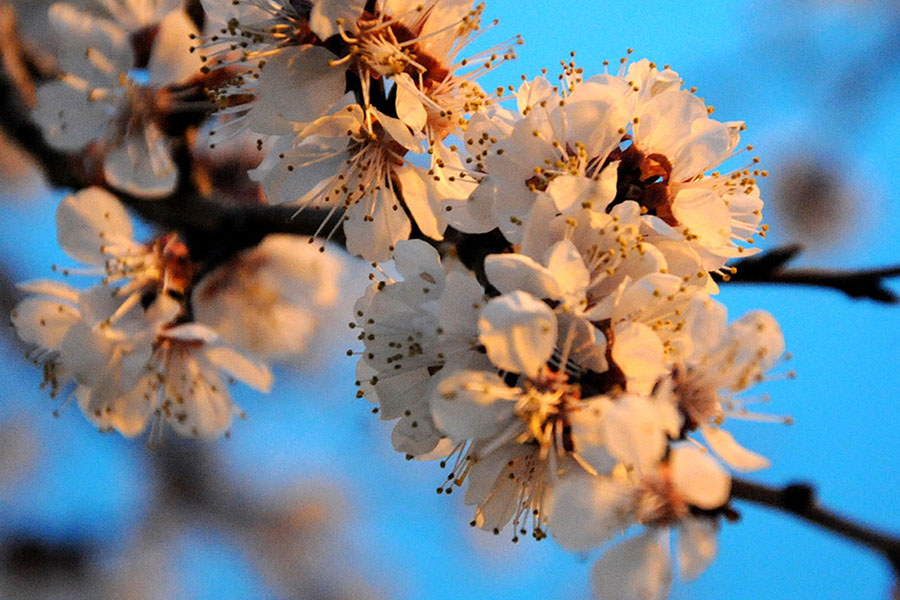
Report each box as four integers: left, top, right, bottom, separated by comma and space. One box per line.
32, 79, 115, 151
677, 517, 719, 581
392, 238, 443, 282
56, 187, 133, 265
11, 297, 80, 350
519, 193, 564, 259
726, 310, 785, 375
16, 279, 80, 304
147, 9, 202, 85
395, 163, 443, 240
373, 108, 423, 152
438, 271, 484, 338
669, 446, 731, 510
546, 174, 612, 214
395, 74, 428, 131
478, 291, 557, 378
567, 397, 617, 475
256, 46, 348, 126
310, 0, 365, 39
78, 376, 155, 437
671, 188, 732, 249
543, 239, 590, 302
163, 322, 220, 343
557, 312, 608, 373
49, 4, 132, 83
391, 410, 442, 456
442, 177, 497, 233
103, 125, 177, 199
205, 346, 273, 392
432, 370, 518, 441
611, 321, 668, 396
484, 253, 561, 299
547, 472, 635, 552
164, 352, 234, 439
617, 273, 684, 321
635, 89, 708, 155
343, 186, 412, 261
602, 394, 669, 475
517, 76, 555, 114
701, 426, 771, 472
553, 96, 626, 167
671, 118, 732, 181
591, 531, 673, 600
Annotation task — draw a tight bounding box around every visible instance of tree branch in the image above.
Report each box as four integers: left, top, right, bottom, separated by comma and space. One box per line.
719, 245, 900, 303
731, 478, 900, 574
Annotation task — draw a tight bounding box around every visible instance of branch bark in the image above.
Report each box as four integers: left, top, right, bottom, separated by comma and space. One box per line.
719, 245, 900, 303
731, 478, 900, 574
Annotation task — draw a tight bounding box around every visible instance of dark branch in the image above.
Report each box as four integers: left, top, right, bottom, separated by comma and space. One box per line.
731, 478, 900, 574
123, 192, 346, 268
719, 245, 900, 303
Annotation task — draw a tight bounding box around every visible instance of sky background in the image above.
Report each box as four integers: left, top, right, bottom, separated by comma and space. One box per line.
2, 0, 900, 598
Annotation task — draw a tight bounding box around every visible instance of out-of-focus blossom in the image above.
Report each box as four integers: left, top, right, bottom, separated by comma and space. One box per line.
10, 187, 275, 440
32, 1, 203, 197
193, 233, 341, 361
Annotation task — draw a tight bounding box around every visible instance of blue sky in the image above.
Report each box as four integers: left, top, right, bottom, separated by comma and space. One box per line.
1, 1, 899, 598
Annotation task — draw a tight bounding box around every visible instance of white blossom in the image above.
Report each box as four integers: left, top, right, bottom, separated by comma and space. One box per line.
33, 2, 203, 197
192, 234, 342, 360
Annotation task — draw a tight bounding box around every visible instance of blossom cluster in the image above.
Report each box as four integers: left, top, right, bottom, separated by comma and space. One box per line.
12, 187, 340, 441
350, 57, 789, 598
12, 1, 792, 598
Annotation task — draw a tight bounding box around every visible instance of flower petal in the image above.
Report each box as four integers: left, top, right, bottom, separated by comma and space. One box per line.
701, 425, 771, 472
256, 45, 348, 126
484, 253, 561, 299
205, 346, 273, 393
677, 517, 719, 581
547, 472, 635, 552
669, 446, 731, 510
56, 187, 133, 265
591, 530, 673, 600
147, 9, 202, 85
478, 291, 557, 378
611, 321, 668, 395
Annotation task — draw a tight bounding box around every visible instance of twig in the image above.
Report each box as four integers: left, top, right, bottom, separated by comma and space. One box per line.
731, 478, 900, 574
719, 245, 900, 303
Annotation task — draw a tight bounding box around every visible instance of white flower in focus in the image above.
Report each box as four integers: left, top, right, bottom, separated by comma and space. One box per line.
201, 0, 515, 143
192, 234, 342, 361
432, 374, 677, 540
33, 2, 203, 197
252, 102, 432, 261
623, 87, 763, 271
445, 74, 631, 242
353, 239, 485, 457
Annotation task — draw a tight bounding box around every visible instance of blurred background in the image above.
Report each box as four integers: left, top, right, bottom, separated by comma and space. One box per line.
1, 0, 900, 598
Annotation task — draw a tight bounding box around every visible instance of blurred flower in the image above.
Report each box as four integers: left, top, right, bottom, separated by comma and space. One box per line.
10, 187, 274, 440
192, 234, 342, 361
31, 1, 202, 197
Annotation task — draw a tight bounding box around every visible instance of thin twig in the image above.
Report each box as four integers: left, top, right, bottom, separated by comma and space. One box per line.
719, 245, 900, 303
731, 478, 900, 574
